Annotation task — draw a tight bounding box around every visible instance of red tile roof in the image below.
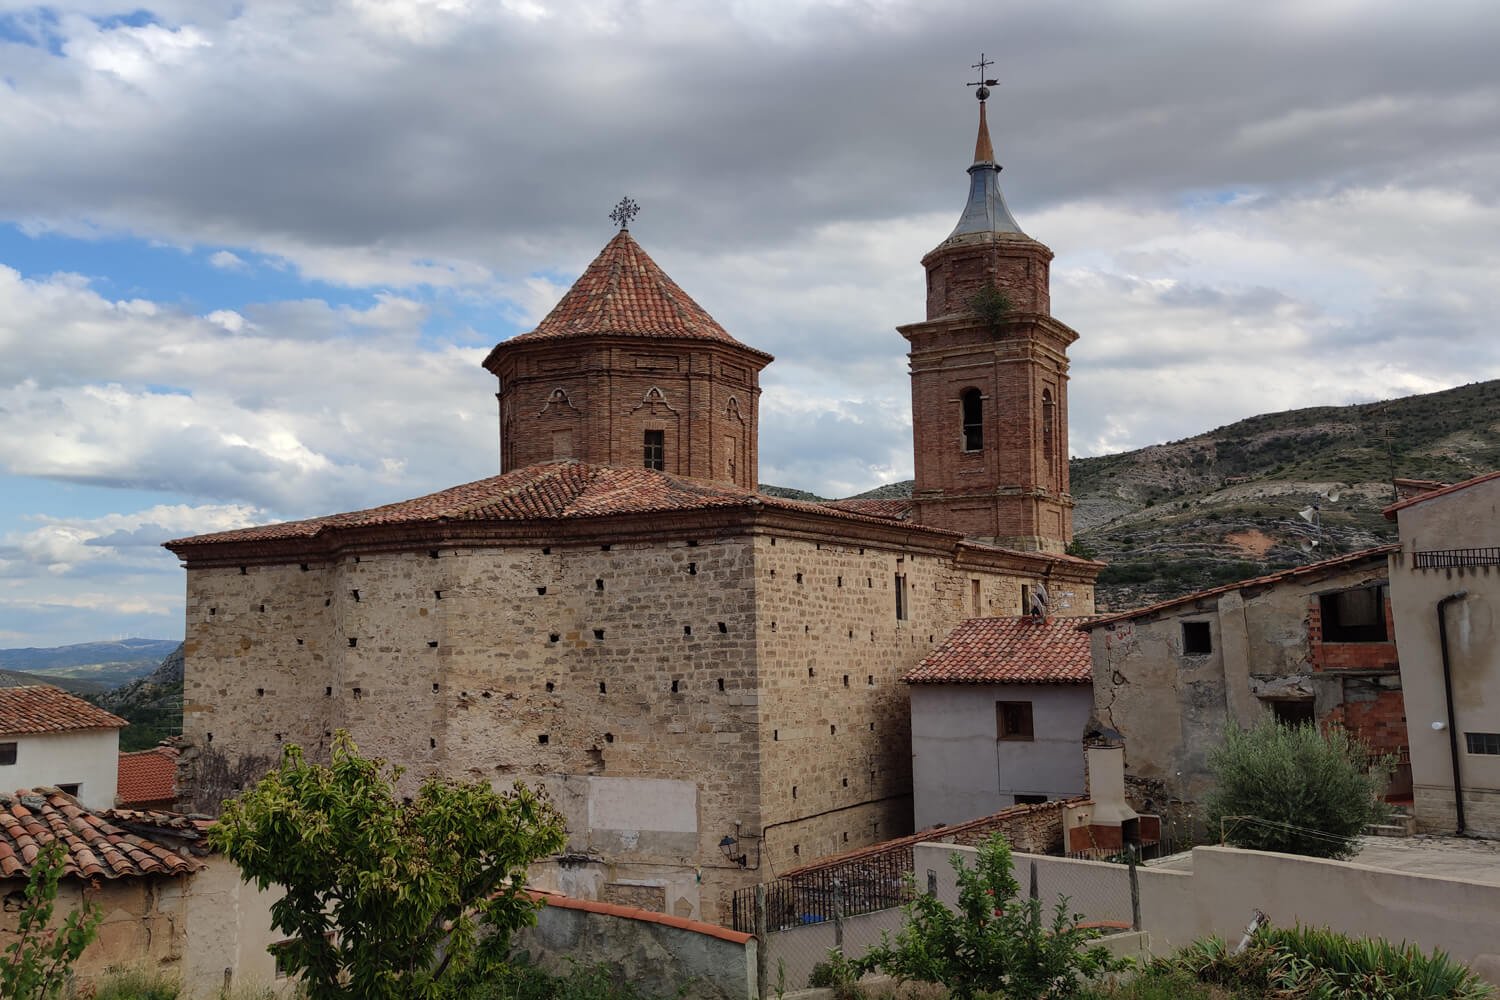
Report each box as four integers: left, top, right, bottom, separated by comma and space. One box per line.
1082, 544, 1399, 629
822, 498, 913, 520
904, 616, 1094, 685
1383, 470, 1500, 519
165, 461, 933, 550
117, 747, 178, 806
497, 230, 769, 358
0, 686, 126, 736
0, 788, 203, 880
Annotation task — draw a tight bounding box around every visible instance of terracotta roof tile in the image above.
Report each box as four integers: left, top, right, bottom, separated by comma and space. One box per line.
165, 461, 927, 550
0, 686, 126, 736
1082, 544, 1400, 629
497, 231, 768, 358
904, 616, 1094, 685
1383, 470, 1500, 519
822, 498, 913, 520
0, 789, 202, 880
526, 889, 753, 944
117, 747, 178, 806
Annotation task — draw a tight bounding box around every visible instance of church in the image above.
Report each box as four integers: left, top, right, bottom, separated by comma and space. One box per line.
165, 81, 1098, 924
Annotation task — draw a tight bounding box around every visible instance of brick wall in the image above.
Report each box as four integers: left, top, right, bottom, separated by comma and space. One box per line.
492, 339, 766, 489
1308, 596, 1400, 672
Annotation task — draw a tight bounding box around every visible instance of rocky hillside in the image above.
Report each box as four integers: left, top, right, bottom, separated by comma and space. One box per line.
92, 643, 184, 752
770, 380, 1500, 612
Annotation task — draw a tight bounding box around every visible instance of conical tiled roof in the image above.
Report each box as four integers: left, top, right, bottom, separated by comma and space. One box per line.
501, 230, 766, 355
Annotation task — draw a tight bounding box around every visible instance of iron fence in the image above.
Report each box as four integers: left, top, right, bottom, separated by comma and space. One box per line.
729, 848, 913, 933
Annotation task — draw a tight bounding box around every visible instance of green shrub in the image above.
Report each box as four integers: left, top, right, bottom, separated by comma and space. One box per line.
1204, 717, 1390, 859
0, 840, 102, 1000
852, 834, 1123, 1000
91, 967, 181, 1000
1258, 924, 1493, 999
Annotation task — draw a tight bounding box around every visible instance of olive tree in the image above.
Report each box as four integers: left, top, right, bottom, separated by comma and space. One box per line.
210, 731, 566, 1000
1205, 717, 1391, 859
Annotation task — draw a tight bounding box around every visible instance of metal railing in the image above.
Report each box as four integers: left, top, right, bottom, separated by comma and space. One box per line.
729, 848, 913, 933
1415, 547, 1500, 568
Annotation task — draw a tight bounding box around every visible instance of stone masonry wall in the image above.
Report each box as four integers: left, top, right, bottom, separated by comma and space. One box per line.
752, 532, 1091, 876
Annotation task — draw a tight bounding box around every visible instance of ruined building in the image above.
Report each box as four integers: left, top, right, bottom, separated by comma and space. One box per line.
165, 86, 1098, 922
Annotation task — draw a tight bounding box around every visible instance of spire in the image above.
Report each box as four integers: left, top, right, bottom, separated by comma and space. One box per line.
947, 55, 1025, 240
973, 99, 996, 165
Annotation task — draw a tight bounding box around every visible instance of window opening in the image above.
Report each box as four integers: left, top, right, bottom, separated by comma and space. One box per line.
961, 388, 983, 451
1182, 621, 1213, 655
1270, 700, 1315, 727
895, 573, 908, 621
1042, 388, 1056, 473
996, 701, 1034, 741
1319, 586, 1388, 642
1466, 732, 1500, 755
1015, 793, 1048, 805
0, 743, 15, 765
643, 429, 665, 471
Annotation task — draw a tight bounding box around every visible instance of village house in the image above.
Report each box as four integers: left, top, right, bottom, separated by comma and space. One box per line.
162, 85, 1100, 923
0, 685, 126, 810
0, 789, 284, 996
1081, 546, 1409, 825
904, 615, 1094, 828
1384, 470, 1500, 836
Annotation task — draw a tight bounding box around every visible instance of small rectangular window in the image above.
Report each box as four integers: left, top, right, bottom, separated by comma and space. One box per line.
1182, 621, 1213, 655
1319, 586, 1388, 643
996, 701, 1034, 741
643, 429, 665, 471
1020, 584, 1030, 616
1466, 732, 1500, 756
1270, 700, 1315, 727
1014, 793, 1048, 805
57, 783, 80, 797
0, 742, 16, 765
894, 573, 908, 621
971, 579, 981, 617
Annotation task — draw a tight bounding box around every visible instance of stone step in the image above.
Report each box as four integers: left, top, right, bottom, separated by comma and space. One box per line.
1365, 813, 1417, 838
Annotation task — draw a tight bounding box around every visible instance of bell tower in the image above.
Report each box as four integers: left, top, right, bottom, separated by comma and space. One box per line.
899, 60, 1076, 553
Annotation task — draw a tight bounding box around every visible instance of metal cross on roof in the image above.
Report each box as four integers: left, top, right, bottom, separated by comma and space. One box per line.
969, 53, 999, 102
609, 196, 640, 230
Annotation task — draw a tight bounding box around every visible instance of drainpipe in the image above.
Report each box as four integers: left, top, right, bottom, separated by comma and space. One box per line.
1437, 590, 1469, 835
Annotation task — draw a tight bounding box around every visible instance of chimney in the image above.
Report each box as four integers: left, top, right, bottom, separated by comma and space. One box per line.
1085, 745, 1138, 826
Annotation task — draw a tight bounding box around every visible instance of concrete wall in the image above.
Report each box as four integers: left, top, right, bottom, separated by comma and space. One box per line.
1388, 477, 1500, 835
515, 894, 757, 1000
911, 682, 1090, 828
1088, 554, 1399, 814
181, 855, 287, 998
0, 729, 119, 810
912, 841, 1500, 982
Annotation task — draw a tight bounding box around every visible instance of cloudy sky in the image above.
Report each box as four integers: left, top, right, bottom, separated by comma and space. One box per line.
2, 0, 1498, 647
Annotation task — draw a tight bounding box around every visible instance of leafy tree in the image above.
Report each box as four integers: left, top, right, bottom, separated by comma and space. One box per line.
1205, 717, 1390, 859
210, 730, 567, 1000
0, 840, 103, 1000
852, 834, 1121, 1000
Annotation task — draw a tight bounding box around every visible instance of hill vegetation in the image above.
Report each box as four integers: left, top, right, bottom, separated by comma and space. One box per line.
0, 638, 180, 688
90, 644, 184, 752
770, 380, 1500, 611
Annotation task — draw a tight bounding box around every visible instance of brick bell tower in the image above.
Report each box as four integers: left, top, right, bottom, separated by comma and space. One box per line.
899, 65, 1077, 553
483, 199, 773, 489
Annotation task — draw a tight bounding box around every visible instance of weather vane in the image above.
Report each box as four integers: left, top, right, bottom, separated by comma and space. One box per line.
968, 53, 999, 102
609, 196, 640, 230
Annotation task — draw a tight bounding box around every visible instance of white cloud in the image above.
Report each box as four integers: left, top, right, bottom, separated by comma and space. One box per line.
209, 250, 246, 271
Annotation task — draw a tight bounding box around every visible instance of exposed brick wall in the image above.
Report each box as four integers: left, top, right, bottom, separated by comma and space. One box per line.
1323, 679, 1409, 758
902, 229, 1078, 554
1308, 596, 1400, 672
492, 339, 767, 490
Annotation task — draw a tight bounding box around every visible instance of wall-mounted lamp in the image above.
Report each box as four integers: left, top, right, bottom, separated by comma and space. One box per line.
718, 835, 747, 867
1432, 721, 1447, 731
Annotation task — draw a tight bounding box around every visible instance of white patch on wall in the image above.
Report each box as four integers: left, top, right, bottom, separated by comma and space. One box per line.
587, 777, 697, 833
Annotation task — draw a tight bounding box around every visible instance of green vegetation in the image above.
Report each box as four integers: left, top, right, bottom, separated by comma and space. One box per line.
852, 834, 1122, 1000
967, 283, 1013, 330
90, 643, 184, 752
0, 841, 102, 1000
1205, 718, 1391, 860
210, 731, 567, 1000
441, 959, 688, 999
90, 967, 183, 1000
